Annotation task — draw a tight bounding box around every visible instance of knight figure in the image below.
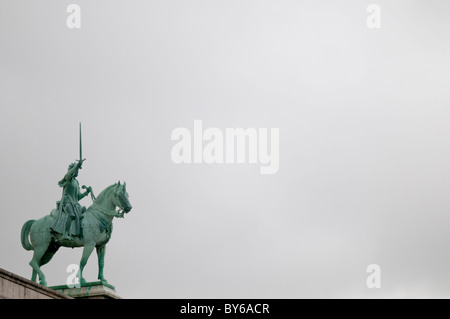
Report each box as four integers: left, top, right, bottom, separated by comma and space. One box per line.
50, 159, 92, 240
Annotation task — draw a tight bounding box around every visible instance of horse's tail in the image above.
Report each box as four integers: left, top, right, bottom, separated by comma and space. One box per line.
21, 220, 35, 251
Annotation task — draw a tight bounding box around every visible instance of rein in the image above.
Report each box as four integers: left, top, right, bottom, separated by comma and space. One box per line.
90, 204, 123, 218
87, 203, 124, 234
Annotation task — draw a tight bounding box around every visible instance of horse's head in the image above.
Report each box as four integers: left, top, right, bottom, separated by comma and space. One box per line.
113, 181, 132, 214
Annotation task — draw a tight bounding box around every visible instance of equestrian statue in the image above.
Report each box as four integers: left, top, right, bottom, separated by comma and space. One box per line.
20, 124, 132, 286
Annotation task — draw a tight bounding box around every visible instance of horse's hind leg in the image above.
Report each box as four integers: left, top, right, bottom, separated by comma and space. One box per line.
29, 243, 50, 286
31, 269, 37, 282
28, 215, 54, 286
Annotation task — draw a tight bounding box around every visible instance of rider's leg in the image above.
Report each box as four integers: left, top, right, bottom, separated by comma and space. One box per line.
73, 206, 85, 238
62, 204, 75, 240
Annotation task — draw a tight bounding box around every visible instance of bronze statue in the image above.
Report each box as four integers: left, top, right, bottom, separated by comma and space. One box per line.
20, 124, 132, 286
50, 160, 91, 240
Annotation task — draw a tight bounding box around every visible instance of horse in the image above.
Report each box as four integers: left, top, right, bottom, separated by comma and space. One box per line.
21, 181, 132, 287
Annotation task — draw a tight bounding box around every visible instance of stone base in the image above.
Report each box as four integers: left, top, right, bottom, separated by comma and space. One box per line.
0, 268, 72, 299
50, 281, 121, 299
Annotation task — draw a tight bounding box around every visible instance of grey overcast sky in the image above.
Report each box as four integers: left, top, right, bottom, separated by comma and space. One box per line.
1, 0, 450, 298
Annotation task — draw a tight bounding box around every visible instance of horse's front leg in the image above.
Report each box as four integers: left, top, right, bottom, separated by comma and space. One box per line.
96, 245, 107, 283
78, 242, 95, 285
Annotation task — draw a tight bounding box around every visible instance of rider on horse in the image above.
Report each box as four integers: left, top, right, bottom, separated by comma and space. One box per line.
51, 159, 92, 240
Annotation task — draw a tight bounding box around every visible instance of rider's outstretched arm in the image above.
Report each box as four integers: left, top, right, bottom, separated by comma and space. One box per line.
58, 161, 82, 187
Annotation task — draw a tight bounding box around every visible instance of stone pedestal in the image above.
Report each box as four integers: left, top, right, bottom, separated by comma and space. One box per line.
50, 281, 121, 299
0, 268, 72, 299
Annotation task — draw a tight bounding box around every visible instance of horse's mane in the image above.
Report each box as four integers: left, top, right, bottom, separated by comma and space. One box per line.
93, 184, 117, 206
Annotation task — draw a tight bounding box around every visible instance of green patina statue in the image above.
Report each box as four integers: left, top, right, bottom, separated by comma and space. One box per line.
50, 159, 90, 240
20, 124, 132, 286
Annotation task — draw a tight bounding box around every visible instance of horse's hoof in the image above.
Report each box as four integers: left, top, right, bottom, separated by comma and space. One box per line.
40, 280, 47, 287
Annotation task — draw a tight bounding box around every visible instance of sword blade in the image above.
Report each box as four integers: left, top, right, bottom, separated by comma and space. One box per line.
79, 122, 82, 161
